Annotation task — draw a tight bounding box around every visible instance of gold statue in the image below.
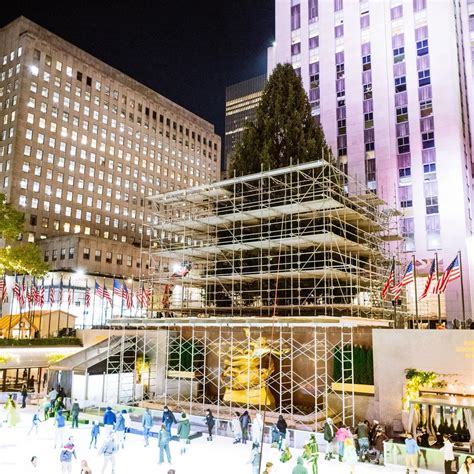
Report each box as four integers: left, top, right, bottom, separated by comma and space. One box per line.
221, 329, 288, 408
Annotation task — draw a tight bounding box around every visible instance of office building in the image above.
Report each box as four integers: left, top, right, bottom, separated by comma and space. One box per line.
268, 0, 474, 321
224, 74, 267, 172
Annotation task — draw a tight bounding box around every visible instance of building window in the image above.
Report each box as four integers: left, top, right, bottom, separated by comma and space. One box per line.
106, 252, 112, 263
395, 76, 407, 93
397, 136, 410, 154
426, 215, 441, 250
423, 162, 436, 175
399, 185, 413, 208
308, 0, 318, 22
360, 12, 370, 29
68, 247, 74, 259
116, 253, 123, 265
335, 25, 344, 38
418, 69, 430, 87
413, 0, 427, 12
127, 255, 132, 267
95, 250, 101, 262
83, 247, 90, 260
401, 217, 415, 252
420, 99, 433, 117
51, 249, 57, 261
60, 248, 66, 260
393, 46, 405, 63
366, 158, 376, 185
291, 42, 301, 56
416, 39, 429, 56
29, 215, 37, 226
396, 106, 408, 123
291, 4, 301, 30
362, 54, 371, 71
421, 131, 435, 149
309, 36, 319, 49
364, 112, 373, 129
391, 5, 403, 20
425, 196, 438, 214
334, 0, 343, 11
363, 83, 372, 100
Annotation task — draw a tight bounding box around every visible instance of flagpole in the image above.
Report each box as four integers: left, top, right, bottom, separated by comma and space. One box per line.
435, 253, 441, 323
102, 277, 106, 326
48, 277, 53, 337
57, 275, 62, 335
412, 255, 419, 328
458, 250, 466, 327
8, 274, 16, 339
111, 275, 116, 320
92, 280, 96, 328
40, 278, 44, 337
120, 277, 125, 319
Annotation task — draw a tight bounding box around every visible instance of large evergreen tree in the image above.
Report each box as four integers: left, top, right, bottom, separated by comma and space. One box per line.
228, 63, 331, 176
0, 194, 48, 276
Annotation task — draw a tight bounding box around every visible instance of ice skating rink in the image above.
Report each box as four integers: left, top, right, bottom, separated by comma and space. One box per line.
0, 406, 440, 473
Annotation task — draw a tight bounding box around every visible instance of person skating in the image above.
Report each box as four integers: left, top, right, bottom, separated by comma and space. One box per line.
41, 398, 51, 421
277, 414, 288, 451
440, 434, 455, 474
157, 424, 172, 465
356, 420, 369, 460
28, 409, 41, 435
162, 405, 176, 434
122, 409, 131, 439
99, 433, 117, 473
232, 412, 243, 443
4, 393, 19, 427
373, 426, 388, 465
292, 456, 309, 474
240, 410, 250, 444
404, 432, 420, 474
80, 459, 92, 474
248, 442, 261, 474
335, 425, 350, 461
417, 427, 430, 469
54, 396, 65, 414
114, 410, 126, 449
142, 407, 154, 447
54, 409, 66, 449
343, 437, 358, 474
59, 436, 77, 474
177, 412, 191, 455
205, 408, 215, 441
89, 421, 100, 449
71, 398, 80, 428
459, 456, 474, 474
21, 384, 28, 408
302, 433, 319, 474
323, 417, 336, 460
103, 406, 116, 437
252, 412, 264, 445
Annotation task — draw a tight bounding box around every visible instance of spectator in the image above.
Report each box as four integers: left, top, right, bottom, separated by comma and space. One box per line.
54, 410, 66, 449
162, 405, 176, 434
21, 384, 28, 408
404, 432, 420, 474
157, 424, 172, 465
99, 433, 117, 473
440, 434, 455, 474
103, 406, 116, 437
71, 399, 80, 429
240, 410, 250, 444
323, 417, 337, 460
89, 421, 100, 449
142, 408, 154, 447
177, 412, 191, 455
277, 414, 288, 451
205, 408, 215, 441
231, 412, 242, 444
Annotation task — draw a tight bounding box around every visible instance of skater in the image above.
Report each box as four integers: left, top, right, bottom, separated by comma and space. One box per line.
335, 425, 350, 461
162, 405, 176, 434
292, 457, 308, 474
48, 387, 58, 405
240, 410, 250, 444
356, 420, 369, 459
90, 421, 100, 449
252, 412, 264, 445
99, 433, 117, 473
54, 409, 66, 449
71, 399, 80, 428
459, 456, 473, 474
115, 410, 126, 449
28, 410, 41, 435
5, 394, 19, 427
205, 408, 215, 441
122, 409, 132, 437
59, 436, 77, 474
42, 398, 51, 420
54, 396, 65, 414
271, 424, 280, 446
248, 442, 261, 474
373, 426, 388, 465
404, 432, 420, 474
103, 406, 116, 437
21, 384, 28, 408
80, 459, 92, 474
417, 427, 430, 469
343, 437, 358, 474
177, 412, 191, 455
277, 414, 288, 450
142, 407, 154, 447
440, 434, 455, 474
157, 424, 172, 465
232, 412, 242, 443
302, 433, 319, 474
323, 417, 336, 460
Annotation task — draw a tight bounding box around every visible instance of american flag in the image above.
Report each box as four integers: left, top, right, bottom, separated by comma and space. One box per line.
32, 278, 40, 305
26, 283, 34, 305
58, 278, 64, 304
85, 285, 91, 307
391, 260, 415, 300
419, 258, 436, 300
113, 279, 123, 297
95, 281, 104, 298
0, 275, 7, 303
49, 279, 55, 304
38, 280, 45, 307
122, 282, 133, 309
433, 255, 461, 295
381, 261, 395, 300
13, 275, 24, 306
136, 284, 152, 308
103, 284, 112, 305
67, 279, 73, 306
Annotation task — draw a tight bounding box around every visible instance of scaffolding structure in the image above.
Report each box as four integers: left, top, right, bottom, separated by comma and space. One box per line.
105, 317, 391, 429
147, 160, 400, 318
103, 160, 402, 429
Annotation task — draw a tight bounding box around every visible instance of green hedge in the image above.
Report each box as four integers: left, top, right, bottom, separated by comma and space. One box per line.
0, 337, 82, 347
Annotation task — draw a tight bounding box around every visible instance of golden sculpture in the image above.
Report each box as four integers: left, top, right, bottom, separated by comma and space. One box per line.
221, 329, 288, 408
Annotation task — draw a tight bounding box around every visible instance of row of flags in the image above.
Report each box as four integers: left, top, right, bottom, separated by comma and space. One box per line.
382, 254, 461, 302
0, 275, 153, 310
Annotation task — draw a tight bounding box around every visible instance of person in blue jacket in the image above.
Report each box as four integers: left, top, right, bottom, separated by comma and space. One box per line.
103, 406, 116, 437
162, 406, 176, 434
115, 410, 126, 449
89, 421, 100, 449
142, 408, 154, 447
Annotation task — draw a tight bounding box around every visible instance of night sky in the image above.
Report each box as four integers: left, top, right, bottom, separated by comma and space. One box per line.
1, 0, 274, 148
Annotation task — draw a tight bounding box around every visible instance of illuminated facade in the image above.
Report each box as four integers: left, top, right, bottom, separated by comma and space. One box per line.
224, 74, 266, 172
268, 0, 474, 322
0, 16, 221, 281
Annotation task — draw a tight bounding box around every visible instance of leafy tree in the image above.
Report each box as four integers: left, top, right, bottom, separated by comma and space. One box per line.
228, 63, 331, 176
0, 194, 48, 276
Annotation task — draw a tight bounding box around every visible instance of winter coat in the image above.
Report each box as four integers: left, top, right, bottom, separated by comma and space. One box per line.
115, 414, 125, 432
56, 413, 66, 428
240, 412, 250, 429
277, 418, 288, 435
59, 442, 76, 462
71, 402, 80, 415
231, 418, 242, 436
162, 410, 176, 426
142, 411, 153, 429
177, 418, 191, 440
374, 432, 388, 451
292, 457, 309, 474
157, 429, 171, 447
103, 408, 116, 426
205, 413, 215, 429
357, 422, 369, 439
335, 427, 350, 442
323, 422, 336, 442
